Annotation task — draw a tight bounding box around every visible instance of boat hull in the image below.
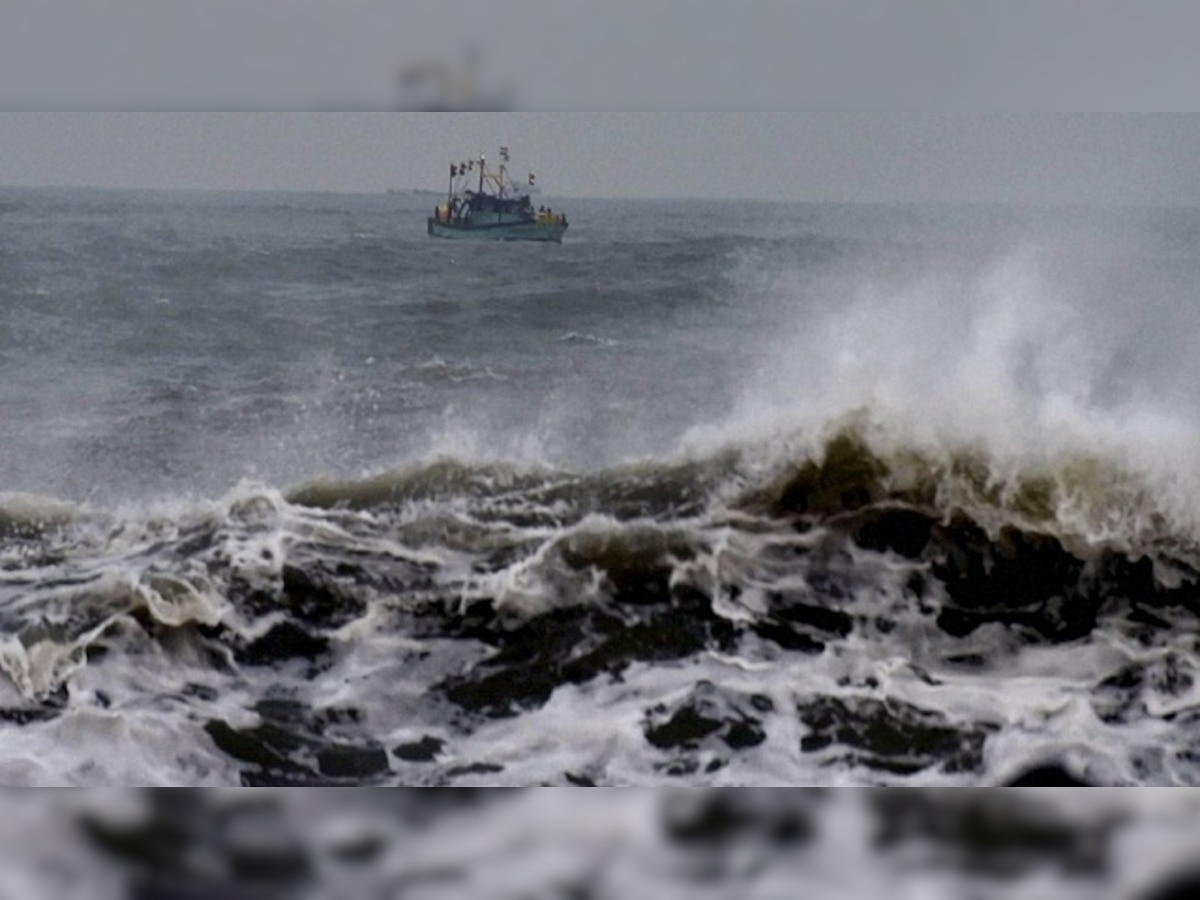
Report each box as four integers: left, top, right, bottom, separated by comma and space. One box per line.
427, 218, 567, 243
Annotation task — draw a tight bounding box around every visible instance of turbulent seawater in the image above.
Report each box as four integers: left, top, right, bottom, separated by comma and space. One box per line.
6, 187, 1200, 800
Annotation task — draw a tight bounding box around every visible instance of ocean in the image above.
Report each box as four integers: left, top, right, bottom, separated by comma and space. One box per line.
5, 185, 1200, 892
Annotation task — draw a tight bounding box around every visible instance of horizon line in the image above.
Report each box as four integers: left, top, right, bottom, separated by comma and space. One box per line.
4, 182, 1200, 212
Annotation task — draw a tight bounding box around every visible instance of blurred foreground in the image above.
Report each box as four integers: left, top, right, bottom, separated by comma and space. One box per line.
5, 789, 1200, 900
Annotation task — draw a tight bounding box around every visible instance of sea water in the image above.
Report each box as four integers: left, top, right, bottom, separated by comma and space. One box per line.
4, 186, 1200, 891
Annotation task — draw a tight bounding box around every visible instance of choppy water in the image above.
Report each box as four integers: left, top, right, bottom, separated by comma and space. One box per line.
5, 187, 1200, 791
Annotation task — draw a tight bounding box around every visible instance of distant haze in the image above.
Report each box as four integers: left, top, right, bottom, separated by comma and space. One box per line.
1, 113, 1199, 205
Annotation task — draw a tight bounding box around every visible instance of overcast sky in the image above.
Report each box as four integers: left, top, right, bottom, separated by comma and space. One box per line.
0, 4, 1197, 203
1, 113, 1199, 205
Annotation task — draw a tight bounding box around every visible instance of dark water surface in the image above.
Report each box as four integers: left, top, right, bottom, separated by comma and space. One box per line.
4, 187, 1200, 796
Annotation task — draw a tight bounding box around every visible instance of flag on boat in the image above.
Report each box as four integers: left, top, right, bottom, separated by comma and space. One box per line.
500, 146, 510, 162
528, 173, 536, 186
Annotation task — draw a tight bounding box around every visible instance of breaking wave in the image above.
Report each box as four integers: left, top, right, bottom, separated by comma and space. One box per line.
4, 412, 1200, 785
7, 191, 1200, 786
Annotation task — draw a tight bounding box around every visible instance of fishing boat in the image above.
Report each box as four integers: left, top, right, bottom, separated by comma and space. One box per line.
428, 148, 567, 243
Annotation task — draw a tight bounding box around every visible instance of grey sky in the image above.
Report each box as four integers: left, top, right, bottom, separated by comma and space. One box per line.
1, 113, 1200, 205
2, 2, 1198, 112
1, 4, 1198, 202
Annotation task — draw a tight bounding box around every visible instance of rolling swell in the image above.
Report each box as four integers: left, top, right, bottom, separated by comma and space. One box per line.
2, 423, 1200, 784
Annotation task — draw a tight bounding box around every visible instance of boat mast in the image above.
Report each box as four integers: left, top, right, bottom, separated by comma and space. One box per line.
478, 155, 485, 195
